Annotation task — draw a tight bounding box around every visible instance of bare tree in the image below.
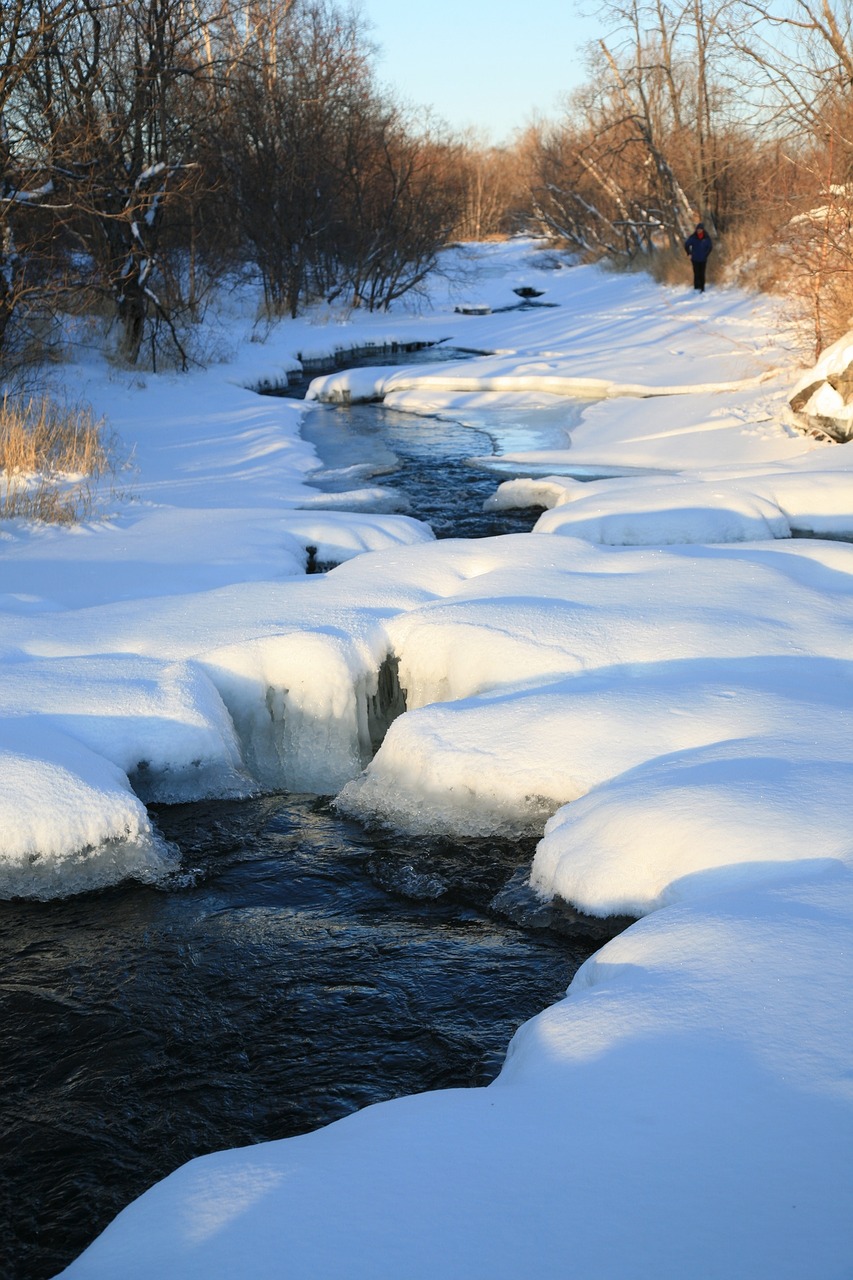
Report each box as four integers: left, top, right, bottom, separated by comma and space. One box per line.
14, 0, 219, 366
521, 0, 752, 263
331, 109, 464, 310
451, 131, 524, 240
0, 0, 81, 362
728, 0, 853, 349
216, 0, 461, 316
217, 0, 374, 316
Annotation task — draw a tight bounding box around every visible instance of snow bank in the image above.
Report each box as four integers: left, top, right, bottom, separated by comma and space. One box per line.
59, 864, 853, 1279
338, 651, 853, 839
310, 365, 778, 406
9, 238, 853, 1276
489, 446, 853, 546
530, 738, 853, 916
338, 541, 853, 837
0, 655, 250, 802
277, 510, 432, 563
532, 465, 853, 545
533, 479, 790, 543
0, 721, 175, 900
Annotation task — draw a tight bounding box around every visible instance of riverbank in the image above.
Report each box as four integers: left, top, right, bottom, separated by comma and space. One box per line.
2, 240, 852, 1277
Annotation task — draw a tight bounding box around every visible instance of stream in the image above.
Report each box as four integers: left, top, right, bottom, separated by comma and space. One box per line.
0, 348, 620, 1280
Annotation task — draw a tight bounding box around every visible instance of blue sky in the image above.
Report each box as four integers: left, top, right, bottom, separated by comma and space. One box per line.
359, 0, 599, 142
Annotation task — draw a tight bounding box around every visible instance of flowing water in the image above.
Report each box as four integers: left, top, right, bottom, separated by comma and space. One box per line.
0, 350, 619, 1280
294, 345, 585, 543
301, 400, 546, 540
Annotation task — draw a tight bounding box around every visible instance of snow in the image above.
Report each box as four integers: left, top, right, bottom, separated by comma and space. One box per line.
0, 720, 175, 901
5, 237, 852, 1276
790, 326, 853, 401
533, 479, 792, 543
336, 538, 853, 836
58, 868, 853, 1280
530, 737, 852, 916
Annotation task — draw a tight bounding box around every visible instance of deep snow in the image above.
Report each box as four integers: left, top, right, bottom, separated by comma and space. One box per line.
3, 240, 851, 1277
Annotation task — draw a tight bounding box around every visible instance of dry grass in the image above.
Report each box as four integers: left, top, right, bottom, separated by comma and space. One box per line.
0, 394, 113, 523
642, 242, 722, 289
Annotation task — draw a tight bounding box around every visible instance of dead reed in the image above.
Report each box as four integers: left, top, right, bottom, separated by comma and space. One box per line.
0, 394, 112, 523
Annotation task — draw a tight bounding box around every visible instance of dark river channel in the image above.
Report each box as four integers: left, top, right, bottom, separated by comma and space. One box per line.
0, 348, 622, 1280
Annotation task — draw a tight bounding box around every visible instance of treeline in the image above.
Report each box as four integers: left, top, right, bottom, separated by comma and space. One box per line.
1, 0, 506, 369
2, 0, 852, 372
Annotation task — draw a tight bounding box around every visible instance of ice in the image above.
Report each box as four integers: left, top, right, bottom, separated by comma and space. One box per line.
199, 627, 393, 793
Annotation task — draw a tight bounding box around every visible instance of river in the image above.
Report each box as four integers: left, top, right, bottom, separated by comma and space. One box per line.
0, 350, 622, 1280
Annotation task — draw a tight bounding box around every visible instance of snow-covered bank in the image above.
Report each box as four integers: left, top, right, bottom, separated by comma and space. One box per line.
4, 238, 852, 1276
3, 239, 824, 885
58, 864, 853, 1280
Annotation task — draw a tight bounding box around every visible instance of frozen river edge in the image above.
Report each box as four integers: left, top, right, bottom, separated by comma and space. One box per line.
2, 241, 851, 1277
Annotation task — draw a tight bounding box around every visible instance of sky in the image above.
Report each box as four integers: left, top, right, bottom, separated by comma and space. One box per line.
359, 0, 600, 142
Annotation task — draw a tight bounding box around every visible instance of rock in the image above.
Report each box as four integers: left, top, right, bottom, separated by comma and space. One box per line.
789, 379, 824, 413
789, 330, 853, 440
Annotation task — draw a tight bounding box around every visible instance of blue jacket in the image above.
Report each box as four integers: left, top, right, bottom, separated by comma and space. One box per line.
685, 229, 713, 263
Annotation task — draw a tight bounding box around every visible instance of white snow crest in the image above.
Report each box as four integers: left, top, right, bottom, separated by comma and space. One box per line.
529, 740, 853, 917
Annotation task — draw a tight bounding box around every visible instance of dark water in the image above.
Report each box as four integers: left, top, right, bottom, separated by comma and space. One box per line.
302, 401, 544, 541
0, 797, 622, 1280
278, 341, 550, 541
1, 359, 596, 1280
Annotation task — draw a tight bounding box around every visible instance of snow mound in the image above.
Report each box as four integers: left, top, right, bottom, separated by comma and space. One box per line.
0, 655, 252, 804
491, 457, 853, 545
483, 475, 582, 511
530, 739, 853, 917
337, 653, 853, 838
279, 510, 433, 560
533, 481, 790, 543
790, 327, 853, 440
0, 722, 176, 899
335, 699, 562, 837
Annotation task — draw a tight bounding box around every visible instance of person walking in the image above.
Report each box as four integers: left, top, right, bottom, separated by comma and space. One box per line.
685, 223, 713, 292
